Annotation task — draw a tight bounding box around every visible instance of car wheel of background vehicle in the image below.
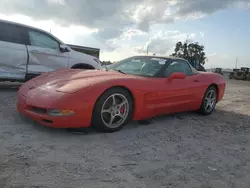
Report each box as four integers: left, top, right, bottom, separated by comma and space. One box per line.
92, 87, 133, 132
71, 64, 95, 70
199, 86, 217, 115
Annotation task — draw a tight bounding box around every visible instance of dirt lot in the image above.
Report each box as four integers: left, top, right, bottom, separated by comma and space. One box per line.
0, 79, 250, 188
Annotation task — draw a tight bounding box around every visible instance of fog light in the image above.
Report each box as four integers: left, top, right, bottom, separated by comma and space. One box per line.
47, 109, 75, 116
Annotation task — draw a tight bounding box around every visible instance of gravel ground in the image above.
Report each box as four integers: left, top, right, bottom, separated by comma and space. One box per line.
0, 79, 250, 188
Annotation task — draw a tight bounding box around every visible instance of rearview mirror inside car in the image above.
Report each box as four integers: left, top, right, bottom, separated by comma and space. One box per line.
168, 72, 186, 80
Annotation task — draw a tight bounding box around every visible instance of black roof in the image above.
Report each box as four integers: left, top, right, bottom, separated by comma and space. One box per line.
132, 55, 187, 61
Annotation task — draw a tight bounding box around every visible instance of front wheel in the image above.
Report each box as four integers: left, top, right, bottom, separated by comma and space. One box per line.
199, 86, 217, 115
92, 88, 133, 132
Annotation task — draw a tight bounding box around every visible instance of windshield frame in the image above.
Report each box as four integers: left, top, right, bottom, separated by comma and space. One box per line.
105, 56, 171, 78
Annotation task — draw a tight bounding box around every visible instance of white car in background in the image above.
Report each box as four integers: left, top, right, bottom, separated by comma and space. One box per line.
0, 19, 102, 82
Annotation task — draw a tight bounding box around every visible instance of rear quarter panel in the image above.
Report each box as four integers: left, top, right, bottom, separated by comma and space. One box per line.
197, 72, 226, 102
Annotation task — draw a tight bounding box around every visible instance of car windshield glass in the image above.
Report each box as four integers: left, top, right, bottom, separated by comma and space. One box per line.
105, 56, 168, 77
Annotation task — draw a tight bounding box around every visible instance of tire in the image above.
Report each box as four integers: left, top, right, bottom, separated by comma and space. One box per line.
92, 87, 133, 132
199, 86, 217, 115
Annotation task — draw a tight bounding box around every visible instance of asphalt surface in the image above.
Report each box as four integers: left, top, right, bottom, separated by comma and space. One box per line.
0, 79, 250, 188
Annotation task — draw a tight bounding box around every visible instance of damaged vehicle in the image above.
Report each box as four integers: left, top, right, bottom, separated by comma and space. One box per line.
0, 19, 101, 82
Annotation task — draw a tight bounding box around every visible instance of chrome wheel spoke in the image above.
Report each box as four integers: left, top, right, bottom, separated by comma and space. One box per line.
205, 102, 210, 110
102, 108, 112, 114
211, 92, 215, 99
119, 100, 128, 106
111, 95, 116, 106
116, 112, 126, 119
210, 99, 215, 106
207, 92, 211, 98
108, 115, 115, 126
119, 100, 127, 107
205, 98, 209, 108
211, 97, 216, 102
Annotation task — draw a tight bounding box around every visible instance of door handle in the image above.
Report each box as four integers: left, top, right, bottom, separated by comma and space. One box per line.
193, 80, 199, 82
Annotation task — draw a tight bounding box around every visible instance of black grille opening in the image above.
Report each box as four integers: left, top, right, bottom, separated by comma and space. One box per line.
30, 106, 47, 114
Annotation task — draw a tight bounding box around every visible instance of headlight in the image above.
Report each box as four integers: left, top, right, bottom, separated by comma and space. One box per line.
47, 109, 75, 116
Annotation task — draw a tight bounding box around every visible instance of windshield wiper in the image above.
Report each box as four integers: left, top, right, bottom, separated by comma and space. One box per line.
114, 69, 126, 74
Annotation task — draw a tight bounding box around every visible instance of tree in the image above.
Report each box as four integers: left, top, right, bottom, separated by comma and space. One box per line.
171, 40, 207, 65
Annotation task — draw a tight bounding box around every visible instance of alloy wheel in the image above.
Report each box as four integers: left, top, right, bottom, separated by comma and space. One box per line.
204, 90, 217, 113
101, 93, 129, 128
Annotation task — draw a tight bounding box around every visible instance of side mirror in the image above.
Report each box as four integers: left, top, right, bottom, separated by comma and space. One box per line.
59, 44, 70, 53
168, 72, 186, 80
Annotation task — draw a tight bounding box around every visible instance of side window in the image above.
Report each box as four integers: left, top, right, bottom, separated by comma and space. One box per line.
165, 60, 193, 77
0, 22, 23, 44
28, 30, 60, 50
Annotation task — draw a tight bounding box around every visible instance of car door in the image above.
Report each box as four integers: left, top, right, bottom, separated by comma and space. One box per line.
156, 60, 202, 114
0, 21, 27, 80
26, 29, 69, 76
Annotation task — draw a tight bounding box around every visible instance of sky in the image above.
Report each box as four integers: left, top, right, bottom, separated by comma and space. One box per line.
0, 0, 250, 69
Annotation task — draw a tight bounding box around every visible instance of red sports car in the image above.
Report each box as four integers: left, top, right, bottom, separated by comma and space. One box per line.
17, 55, 226, 132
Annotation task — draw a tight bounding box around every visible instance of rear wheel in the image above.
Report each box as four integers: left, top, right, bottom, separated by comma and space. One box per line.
199, 86, 217, 115
92, 88, 133, 132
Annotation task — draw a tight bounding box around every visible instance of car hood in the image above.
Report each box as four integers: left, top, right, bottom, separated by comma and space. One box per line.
32, 68, 136, 93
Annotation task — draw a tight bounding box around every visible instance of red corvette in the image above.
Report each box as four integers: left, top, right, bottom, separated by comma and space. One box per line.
17, 55, 226, 132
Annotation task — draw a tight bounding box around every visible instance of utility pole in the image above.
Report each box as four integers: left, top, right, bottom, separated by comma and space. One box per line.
146, 43, 149, 55
235, 57, 238, 68
185, 35, 189, 43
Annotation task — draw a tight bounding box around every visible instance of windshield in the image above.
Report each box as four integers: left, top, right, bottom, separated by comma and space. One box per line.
105, 56, 169, 77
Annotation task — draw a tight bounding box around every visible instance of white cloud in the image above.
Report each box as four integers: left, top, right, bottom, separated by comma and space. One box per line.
207, 53, 217, 58
0, 13, 96, 44
133, 30, 196, 55
0, 0, 248, 39
99, 29, 198, 61
120, 29, 146, 41
200, 32, 205, 38
0, 0, 248, 63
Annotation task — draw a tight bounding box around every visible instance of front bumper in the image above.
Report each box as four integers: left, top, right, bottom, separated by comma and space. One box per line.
17, 86, 93, 128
